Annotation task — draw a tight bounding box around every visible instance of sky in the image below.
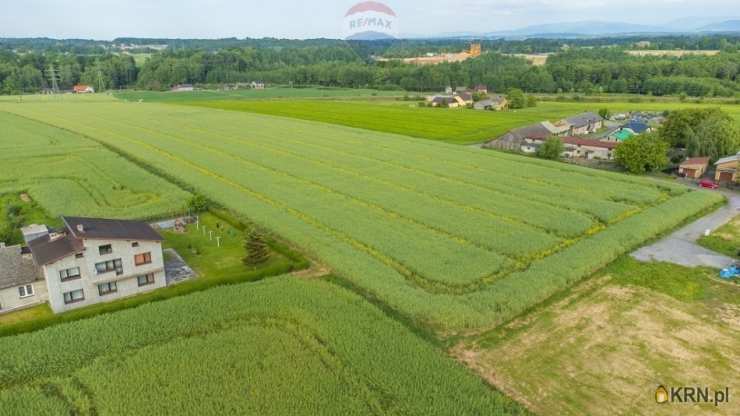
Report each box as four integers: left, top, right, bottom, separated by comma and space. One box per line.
1, 0, 739, 40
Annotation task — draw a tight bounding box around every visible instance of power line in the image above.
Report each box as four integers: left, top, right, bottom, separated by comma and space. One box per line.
45, 64, 61, 93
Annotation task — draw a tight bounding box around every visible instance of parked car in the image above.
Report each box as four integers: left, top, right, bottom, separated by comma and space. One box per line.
699, 179, 719, 189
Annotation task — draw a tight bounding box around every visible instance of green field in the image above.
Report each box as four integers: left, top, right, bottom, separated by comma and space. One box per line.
185, 99, 740, 144
0, 278, 526, 415
0, 98, 723, 334
114, 87, 406, 103
0, 111, 191, 220
698, 215, 739, 259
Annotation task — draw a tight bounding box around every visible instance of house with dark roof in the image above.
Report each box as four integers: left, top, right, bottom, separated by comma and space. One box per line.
0, 243, 46, 313
474, 95, 508, 111
565, 112, 604, 135
623, 120, 651, 134
484, 123, 551, 151
23, 216, 167, 314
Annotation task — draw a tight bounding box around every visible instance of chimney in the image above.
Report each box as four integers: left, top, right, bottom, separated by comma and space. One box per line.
76, 224, 85, 233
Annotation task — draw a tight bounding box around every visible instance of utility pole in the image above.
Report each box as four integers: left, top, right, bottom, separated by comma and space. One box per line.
97, 69, 105, 93
46, 64, 60, 94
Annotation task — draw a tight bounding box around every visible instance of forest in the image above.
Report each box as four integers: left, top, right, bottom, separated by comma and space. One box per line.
1, 35, 739, 96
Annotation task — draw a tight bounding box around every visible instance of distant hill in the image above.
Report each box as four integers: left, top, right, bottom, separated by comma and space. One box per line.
699, 20, 740, 32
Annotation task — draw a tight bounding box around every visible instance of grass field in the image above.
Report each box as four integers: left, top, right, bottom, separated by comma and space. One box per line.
698, 215, 739, 259
185, 99, 740, 144
0, 111, 190, 220
0, 278, 527, 415
455, 257, 740, 415
0, 97, 723, 334
114, 87, 406, 103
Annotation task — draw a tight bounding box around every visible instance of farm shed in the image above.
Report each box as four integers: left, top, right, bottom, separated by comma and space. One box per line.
566, 112, 604, 135
678, 157, 710, 179
714, 153, 739, 184
484, 123, 551, 151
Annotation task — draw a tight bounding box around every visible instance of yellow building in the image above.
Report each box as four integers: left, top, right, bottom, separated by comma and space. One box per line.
714, 153, 739, 183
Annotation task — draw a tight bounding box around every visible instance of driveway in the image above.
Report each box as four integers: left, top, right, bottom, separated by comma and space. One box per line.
631, 190, 739, 268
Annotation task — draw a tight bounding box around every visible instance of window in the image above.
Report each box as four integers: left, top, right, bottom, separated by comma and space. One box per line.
137, 273, 155, 287
132, 242, 139, 248
134, 252, 152, 266
98, 282, 118, 296
75, 253, 85, 259
59, 267, 82, 282
18, 284, 34, 298
63, 289, 85, 304
99, 244, 113, 255
95, 259, 123, 275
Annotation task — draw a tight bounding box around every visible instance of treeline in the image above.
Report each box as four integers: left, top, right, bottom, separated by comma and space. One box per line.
1, 36, 739, 96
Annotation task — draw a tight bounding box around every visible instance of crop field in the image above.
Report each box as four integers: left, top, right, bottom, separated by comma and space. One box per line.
0, 98, 723, 333
186, 99, 740, 144
0, 111, 190, 220
114, 87, 405, 103
0, 278, 526, 415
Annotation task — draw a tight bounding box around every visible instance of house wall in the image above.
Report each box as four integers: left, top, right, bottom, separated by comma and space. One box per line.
563, 145, 613, 160
44, 238, 165, 314
0, 280, 48, 314
714, 160, 738, 183
679, 165, 707, 179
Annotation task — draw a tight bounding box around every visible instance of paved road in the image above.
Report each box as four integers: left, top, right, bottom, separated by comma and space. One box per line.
632, 190, 739, 269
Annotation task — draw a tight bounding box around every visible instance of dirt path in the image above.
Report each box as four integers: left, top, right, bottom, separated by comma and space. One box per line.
632, 190, 739, 268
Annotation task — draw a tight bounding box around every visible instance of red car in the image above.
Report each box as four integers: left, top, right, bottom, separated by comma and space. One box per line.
699, 179, 719, 189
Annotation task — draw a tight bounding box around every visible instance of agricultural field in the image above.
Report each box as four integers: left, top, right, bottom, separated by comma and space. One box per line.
185, 98, 740, 144
0, 278, 526, 415
0, 111, 190, 221
114, 87, 405, 103
455, 257, 740, 415
0, 97, 723, 335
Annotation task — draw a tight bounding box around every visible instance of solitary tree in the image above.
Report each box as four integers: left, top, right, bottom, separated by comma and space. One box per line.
614, 133, 669, 174
243, 229, 270, 267
598, 108, 610, 120
536, 137, 564, 160
506, 88, 527, 109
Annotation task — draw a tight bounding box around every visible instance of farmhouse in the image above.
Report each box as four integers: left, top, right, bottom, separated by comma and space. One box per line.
0, 243, 47, 314
566, 112, 604, 135
714, 153, 739, 184
678, 157, 711, 179
474, 84, 488, 95
474, 95, 507, 111
455, 91, 474, 105
521, 136, 618, 160
484, 123, 550, 151
22, 216, 167, 314
73, 84, 95, 94
171, 84, 194, 92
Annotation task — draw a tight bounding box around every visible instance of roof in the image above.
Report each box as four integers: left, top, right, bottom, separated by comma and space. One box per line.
0, 244, 43, 289
624, 120, 650, 134
566, 112, 603, 128
62, 217, 163, 242
27, 233, 84, 266
456, 91, 473, 101
715, 153, 740, 166
541, 120, 571, 134
680, 157, 710, 167
560, 136, 619, 150
510, 123, 551, 140
613, 130, 634, 141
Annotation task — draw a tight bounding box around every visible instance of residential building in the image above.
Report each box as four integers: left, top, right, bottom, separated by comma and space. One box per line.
0, 243, 47, 314
73, 84, 95, 94
474, 84, 488, 95
474, 95, 507, 111
565, 112, 604, 135
521, 136, 618, 160
484, 123, 551, 151
714, 153, 739, 184
250, 81, 265, 90
27, 217, 167, 314
455, 91, 474, 105
678, 157, 710, 179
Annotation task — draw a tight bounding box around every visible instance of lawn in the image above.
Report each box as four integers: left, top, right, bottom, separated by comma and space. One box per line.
0, 193, 58, 246
0, 278, 527, 416
698, 215, 739, 259
184, 98, 740, 144
455, 257, 740, 415
0, 98, 723, 335
114, 86, 406, 103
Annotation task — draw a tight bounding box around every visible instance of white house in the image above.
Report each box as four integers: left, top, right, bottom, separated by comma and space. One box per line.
25, 217, 167, 314
0, 243, 48, 313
